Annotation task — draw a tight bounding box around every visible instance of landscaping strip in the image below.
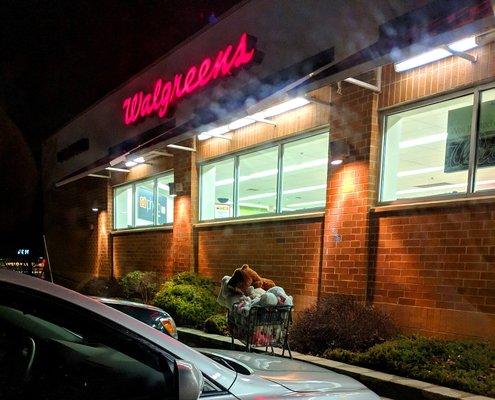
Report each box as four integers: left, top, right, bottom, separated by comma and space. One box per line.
178, 327, 495, 400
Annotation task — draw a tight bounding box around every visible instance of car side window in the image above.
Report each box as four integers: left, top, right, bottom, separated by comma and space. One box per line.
0, 283, 175, 400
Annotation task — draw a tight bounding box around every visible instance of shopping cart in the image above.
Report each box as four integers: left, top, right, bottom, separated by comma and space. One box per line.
228, 304, 293, 358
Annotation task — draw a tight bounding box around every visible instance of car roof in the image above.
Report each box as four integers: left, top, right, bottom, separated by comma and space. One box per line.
0, 270, 236, 389
91, 297, 169, 314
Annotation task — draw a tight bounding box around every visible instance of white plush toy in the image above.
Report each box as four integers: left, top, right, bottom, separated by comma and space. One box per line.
259, 292, 278, 306
246, 286, 266, 300
217, 275, 247, 309
267, 286, 293, 306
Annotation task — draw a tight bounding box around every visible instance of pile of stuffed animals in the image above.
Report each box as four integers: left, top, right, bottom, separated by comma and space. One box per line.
217, 264, 293, 316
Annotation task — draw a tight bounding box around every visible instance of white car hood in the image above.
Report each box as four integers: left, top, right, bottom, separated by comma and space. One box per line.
200, 349, 377, 396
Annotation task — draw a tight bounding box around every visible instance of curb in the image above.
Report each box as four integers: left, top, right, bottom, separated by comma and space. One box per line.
177, 327, 494, 400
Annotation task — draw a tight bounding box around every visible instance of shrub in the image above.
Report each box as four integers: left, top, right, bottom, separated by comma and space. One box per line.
204, 313, 229, 335
168, 271, 215, 291
120, 270, 161, 304
289, 294, 397, 354
324, 336, 495, 397
153, 273, 221, 328
79, 277, 123, 298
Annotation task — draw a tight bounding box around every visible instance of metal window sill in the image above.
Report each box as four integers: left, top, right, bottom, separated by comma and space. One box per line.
111, 225, 173, 235
194, 211, 325, 228
372, 194, 495, 213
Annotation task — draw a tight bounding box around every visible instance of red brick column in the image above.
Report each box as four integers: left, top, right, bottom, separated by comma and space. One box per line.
172, 139, 196, 274
321, 80, 379, 301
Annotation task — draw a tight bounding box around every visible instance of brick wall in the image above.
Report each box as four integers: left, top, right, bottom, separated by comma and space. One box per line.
172, 139, 196, 274
44, 177, 111, 288
371, 204, 495, 338
370, 43, 495, 338
112, 230, 173, 277
197, 218, 324, 311
321, 77, 379, 301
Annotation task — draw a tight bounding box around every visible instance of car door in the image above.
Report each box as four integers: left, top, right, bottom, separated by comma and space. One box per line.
0, 281, 177, 400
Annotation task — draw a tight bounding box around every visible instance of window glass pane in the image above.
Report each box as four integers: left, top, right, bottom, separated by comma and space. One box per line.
475, 89, 495, 192
200, 158, 234, 220
238, 147, 278, 216
281, 133, 329, 212
114, 185, 133, 229
135, 179, 155, 227
157, 173, 174, 224
381, 94, 473, 201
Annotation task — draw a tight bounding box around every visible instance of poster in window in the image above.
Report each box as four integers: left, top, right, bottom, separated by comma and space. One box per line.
445, 102, 495, 172
137, 187, 154, 223
444, 105, 472, 172
157, 194, 167, 224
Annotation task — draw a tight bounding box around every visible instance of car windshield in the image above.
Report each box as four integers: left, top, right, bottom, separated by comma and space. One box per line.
104, 303, 163, 325
200, 351, 251, 375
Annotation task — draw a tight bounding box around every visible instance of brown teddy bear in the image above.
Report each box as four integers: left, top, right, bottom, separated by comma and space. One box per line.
227, 264, 275, 295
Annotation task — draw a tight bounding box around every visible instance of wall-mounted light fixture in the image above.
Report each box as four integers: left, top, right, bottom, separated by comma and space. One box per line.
91, 207, 99, 212
330, 140, 350, 166
168, 182, 183, 197
394, 36, 477, 72
197, 97, 311, 141
125, 156, 146, 168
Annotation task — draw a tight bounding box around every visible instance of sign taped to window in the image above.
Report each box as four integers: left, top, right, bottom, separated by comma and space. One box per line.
445, 101, 495, 172
215, 203, 231, 219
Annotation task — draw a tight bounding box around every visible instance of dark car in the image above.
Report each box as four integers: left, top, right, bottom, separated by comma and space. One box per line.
93, 297, 178, 339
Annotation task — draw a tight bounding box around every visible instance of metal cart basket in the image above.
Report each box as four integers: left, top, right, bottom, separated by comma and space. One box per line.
228, 304, 293, 358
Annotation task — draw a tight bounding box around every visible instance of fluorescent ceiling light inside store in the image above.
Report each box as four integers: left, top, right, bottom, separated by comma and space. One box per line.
214, 158, 328, 187
197, 97, 310, 141
395, 36, 477, 72
397, 166, 444, 177
398, 133, 447, 149
285, 200, 326, 208
396, 179, 495, 195
238, 183, 326, 202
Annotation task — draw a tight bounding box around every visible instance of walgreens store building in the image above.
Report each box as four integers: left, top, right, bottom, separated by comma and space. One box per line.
43, 0, 495, 339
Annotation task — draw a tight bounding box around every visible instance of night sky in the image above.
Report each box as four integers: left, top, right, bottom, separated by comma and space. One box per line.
0, 0, 241, 256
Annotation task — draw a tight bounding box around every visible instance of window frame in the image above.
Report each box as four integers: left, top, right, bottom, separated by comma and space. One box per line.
198, 129, 330, 222
378, 81, 495, 206
113, 169, 174, 231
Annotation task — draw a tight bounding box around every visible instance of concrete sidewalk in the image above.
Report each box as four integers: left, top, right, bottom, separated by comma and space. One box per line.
178, 327, 493, 400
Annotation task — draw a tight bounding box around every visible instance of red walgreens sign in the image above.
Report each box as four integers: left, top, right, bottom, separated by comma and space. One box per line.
122, 33, 256, 125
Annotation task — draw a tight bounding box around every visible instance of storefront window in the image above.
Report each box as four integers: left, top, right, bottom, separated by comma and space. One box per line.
200, 159, 234, 220
113, 171, 173, 230
238, 147, 279, 216
475, 89, 495, 192
157, 174, 174, 224
199, 132, 329, 221
281, 134, 329, 212
381, 94, 473, 201
114, 186, 133, 229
